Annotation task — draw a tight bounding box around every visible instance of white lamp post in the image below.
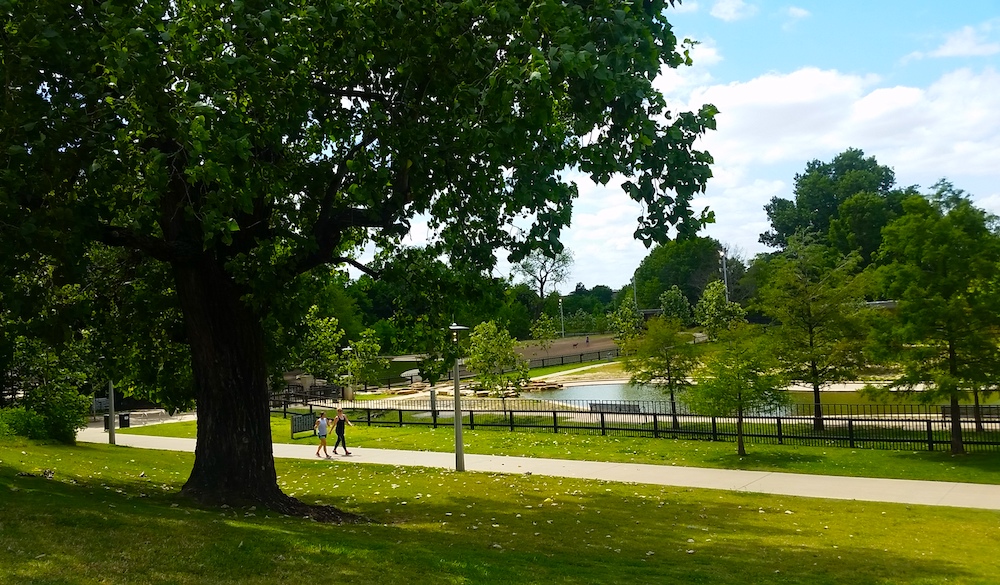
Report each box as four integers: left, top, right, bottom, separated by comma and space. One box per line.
449, 323, 469, 471
342, 346, 352, 400
558, 297, 565, 338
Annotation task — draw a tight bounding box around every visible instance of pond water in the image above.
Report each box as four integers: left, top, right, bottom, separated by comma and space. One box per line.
530, 383, 670, 402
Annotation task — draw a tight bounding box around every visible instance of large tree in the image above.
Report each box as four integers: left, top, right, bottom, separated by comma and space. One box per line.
874, 183, 1000, 454
1, 1, 715, 512
634, 236, 721, 308
760, 148, 899, 250
755, 238, 868, 431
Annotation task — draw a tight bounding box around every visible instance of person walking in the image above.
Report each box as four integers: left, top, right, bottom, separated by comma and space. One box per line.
332, 407, 353, 455
314, 411, 332, 458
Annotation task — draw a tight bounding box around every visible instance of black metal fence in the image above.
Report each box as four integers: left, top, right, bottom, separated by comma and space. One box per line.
275, 394, 1000, 453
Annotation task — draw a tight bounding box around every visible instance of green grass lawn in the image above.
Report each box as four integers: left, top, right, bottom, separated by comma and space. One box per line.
528, 359, 624, 378
121, 415, 1000, 485
2, 437, 998, 584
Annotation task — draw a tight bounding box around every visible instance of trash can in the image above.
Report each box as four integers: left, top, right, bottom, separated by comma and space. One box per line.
104, 414, 111, 431
118, 413, 130, 428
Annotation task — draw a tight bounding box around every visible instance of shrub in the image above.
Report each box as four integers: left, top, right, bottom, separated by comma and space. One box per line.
0, 406, 48, 440
23, 385, 91, 444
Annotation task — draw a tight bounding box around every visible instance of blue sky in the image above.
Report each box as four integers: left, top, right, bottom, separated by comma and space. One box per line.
554, 0, 1000, 294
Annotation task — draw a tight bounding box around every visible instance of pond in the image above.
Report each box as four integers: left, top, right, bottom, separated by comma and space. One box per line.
529, 383, 671, 402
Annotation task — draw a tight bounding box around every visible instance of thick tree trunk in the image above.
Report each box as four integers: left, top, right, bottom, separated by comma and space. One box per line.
171, 254, 352, 521
172, 255, 282, 503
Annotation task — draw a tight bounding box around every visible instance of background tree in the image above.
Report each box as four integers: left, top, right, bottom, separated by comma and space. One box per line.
659, 285, 692, 324
688, 325, 787, 456
634, 236, 722, 308
344, 329, 389, 391
756, 239, 869, 431
873, 183, 1000, 454
760, 148, 900, 250
609, 296, 643, 351
466, 321, 528, 397
530, 314, 559, 355
623, 317, 698, 428
1, 1, 715, 512
512, 250, 574, 303
694, 281, 746, 340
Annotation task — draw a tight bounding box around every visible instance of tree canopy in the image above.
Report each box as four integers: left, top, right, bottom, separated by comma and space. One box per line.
1, 1, 716, 512
760, 148, 903, 251
873, 183, 1000, 454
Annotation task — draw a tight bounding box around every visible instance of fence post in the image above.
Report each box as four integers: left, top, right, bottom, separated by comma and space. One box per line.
398, 409, 403, 427
600, 412, 606, 436
553, 411, 559, 433
469, 410, 475, 430
509, 410, 514, 432
366, 408, 372, 427
776, 417, 783, 445
711, 417, 718, 441
652, 413, 659, 438
848, 419, 855, 448
926, 420, 934, 451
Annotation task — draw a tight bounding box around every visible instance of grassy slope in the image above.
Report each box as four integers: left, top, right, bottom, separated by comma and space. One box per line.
2, 438, 999, 585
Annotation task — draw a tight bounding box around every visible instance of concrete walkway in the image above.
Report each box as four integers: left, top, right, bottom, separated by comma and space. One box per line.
76, 426, 1000, 511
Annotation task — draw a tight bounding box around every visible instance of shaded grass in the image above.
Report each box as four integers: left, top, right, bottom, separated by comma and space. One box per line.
2, 438, 999, 584
119, 415, 1000, 485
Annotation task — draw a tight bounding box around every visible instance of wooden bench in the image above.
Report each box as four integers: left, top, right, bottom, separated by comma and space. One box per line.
589, 402, 641, 414
941, 405, 1000, 420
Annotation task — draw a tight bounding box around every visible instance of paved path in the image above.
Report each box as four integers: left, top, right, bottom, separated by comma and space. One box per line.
77, 426, 1000, 511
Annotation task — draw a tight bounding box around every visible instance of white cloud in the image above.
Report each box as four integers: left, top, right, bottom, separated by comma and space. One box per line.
657, 65, 1000, 259
710, 0, 757, 22
787, 7, 810, 20
930, 25, 1000, 57
904, 22, 1000, 62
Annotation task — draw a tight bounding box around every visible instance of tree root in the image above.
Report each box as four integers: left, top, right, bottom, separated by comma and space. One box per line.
180, 484, 365, 524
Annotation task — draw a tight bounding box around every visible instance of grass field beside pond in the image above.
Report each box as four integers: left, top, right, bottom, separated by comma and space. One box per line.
2, 438, 999, 585
120, 416, 1000, 485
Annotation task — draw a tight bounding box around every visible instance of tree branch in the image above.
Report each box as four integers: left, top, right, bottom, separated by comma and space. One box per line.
97, 224, 190, 263
330, 256, 380, 279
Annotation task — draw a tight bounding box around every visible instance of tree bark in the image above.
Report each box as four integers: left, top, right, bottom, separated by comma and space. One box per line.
170, 253, 353, 520
810, 362, 824, 432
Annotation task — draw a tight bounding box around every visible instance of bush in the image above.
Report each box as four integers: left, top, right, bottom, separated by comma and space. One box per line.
0, 407, 48, 440
23, 385, 90, 444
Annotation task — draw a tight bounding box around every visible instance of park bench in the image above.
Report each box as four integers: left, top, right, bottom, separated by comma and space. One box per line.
291, 412, 318, 439
589, 402, 641, 414
941, 405, 1000, 420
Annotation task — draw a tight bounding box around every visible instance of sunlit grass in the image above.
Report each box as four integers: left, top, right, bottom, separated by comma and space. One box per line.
2, 437, 998, 584
119, 415, 1000, 485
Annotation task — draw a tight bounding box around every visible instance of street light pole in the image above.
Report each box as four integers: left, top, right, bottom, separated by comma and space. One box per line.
449, 323, 469, 472
107, 380, 116, 445
559, 297, 565, 338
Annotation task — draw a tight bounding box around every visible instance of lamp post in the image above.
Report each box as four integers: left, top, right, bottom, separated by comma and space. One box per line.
449, 323, 469, 471
342, 346, 352, 400
558, 297, 565, 338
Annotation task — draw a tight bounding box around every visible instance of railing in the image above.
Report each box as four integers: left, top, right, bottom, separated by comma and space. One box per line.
271, 392, 1000, 452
